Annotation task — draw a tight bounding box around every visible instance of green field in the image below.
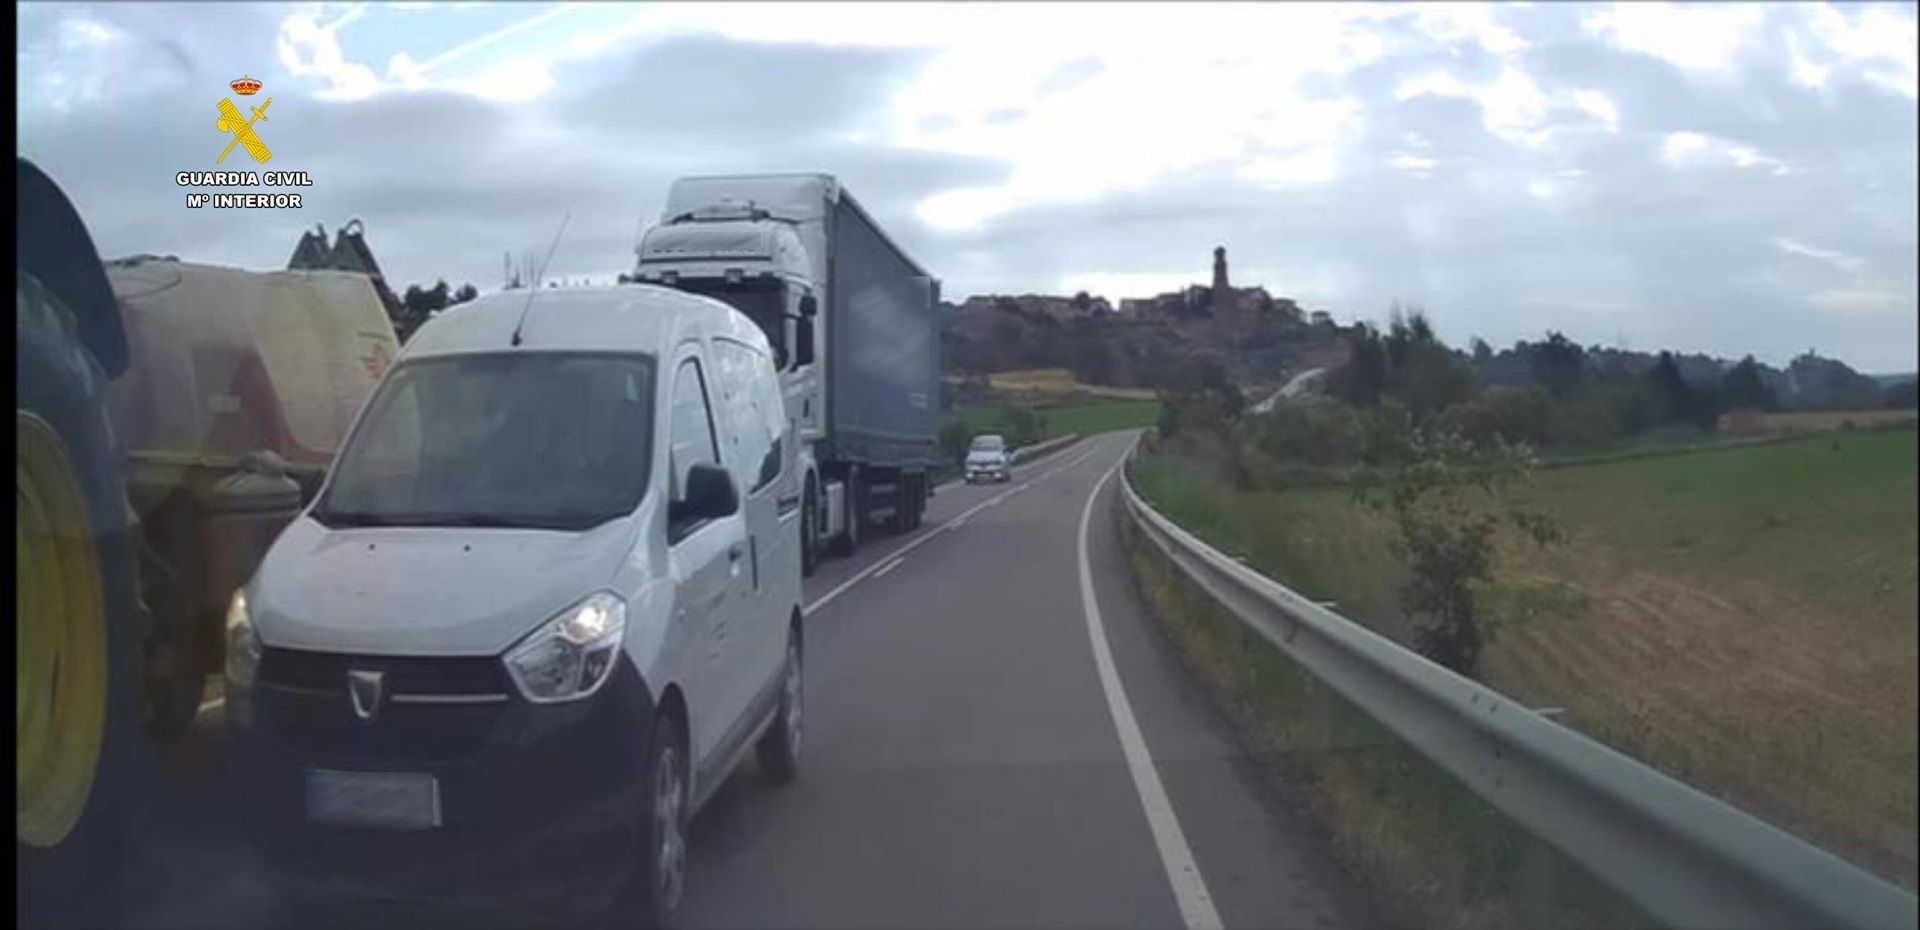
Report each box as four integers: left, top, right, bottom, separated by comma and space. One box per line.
953, 397, 1161, 443
1132, 425, 1919, 890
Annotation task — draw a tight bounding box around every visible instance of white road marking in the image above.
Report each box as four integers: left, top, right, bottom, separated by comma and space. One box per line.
1077, 443, 1224, 930
873, 556, 906, 579
199, 696, 226, 714
804, 482, 1018, 616
800, 434, 1107, 617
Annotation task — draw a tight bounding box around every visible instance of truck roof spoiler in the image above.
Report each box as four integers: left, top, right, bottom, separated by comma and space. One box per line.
669, 199, 782, 225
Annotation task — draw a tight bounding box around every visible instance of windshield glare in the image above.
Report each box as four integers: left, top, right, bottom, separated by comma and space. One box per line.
317, 353, 657, 530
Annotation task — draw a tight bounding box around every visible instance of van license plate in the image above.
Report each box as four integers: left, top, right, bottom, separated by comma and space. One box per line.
305, 769, 440, 830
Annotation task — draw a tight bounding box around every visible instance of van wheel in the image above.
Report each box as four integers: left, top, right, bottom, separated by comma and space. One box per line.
633, 712, 688, 929
17, 272, 142, 920
800, 480, 819, 578
755, 629, 802, 784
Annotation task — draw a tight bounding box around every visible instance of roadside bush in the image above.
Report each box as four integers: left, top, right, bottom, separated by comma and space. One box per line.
938, 420, 973, 466
1440, 388, 1552, 449
1251, 398, 1364, 466
1349, 427, 1559, 678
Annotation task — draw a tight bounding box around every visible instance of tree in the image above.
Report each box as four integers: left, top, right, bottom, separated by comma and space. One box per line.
1471, 337, 1493, 365
1351, 427, 1559, 678
452, 283, 479, 305
1720, 355, 1777, 411
1530, 331, 1586, 399
938, 420, 973, 467
1329, 323, 1388, 406
1071, 337, 1116, 385
1628, 353, 1724, 430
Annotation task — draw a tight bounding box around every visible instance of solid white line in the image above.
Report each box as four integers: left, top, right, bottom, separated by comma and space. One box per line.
1077, 447, 1224, 930
873, 556, 906, 579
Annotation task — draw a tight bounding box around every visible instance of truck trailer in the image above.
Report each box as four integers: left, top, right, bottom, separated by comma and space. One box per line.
632, 174, 941, 575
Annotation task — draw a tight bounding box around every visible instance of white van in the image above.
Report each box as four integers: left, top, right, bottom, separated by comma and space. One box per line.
225, 284, 805, 927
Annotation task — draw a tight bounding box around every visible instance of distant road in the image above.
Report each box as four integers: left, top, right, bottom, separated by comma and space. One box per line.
92, 433, 1374, 930
1250, 367, 1326, 414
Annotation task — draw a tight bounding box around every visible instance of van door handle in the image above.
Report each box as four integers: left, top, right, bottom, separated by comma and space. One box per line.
728, 542, 745, 562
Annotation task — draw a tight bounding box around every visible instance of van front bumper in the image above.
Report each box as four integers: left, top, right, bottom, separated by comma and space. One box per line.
229, 649, 656, 911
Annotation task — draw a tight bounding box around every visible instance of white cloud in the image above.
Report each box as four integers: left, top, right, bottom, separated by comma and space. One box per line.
1581, 2, 1767, 73
1661, 131, 1786, 174
1807, 2, 1919, 98
1809, 287, 1906, 316
1060, 271, 1203, 303
1395, 65, 1551, 147
1785, 31, 1829, 89
1573, 89, 1619, 133
1395, 69, 1473, 101
277, 8, 382, 101
1390, 153, 1436, 174
1774, 237, 1865, 273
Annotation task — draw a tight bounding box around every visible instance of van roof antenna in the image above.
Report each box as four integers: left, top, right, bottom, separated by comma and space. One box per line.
511, 212, 570, 347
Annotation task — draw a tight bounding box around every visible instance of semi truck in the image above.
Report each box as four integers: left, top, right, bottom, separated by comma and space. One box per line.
631, 174, 942, 575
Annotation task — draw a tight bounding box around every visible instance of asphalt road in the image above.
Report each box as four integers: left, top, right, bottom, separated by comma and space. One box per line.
72, 432, 1373, 930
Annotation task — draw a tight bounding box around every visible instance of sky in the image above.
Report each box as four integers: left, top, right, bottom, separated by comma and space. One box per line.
16, 1, 1920, 372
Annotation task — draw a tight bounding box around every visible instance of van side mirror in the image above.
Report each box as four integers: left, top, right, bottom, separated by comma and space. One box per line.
797, 295, 818, 318
671, 462, 738, 527
793, 315, 816, 367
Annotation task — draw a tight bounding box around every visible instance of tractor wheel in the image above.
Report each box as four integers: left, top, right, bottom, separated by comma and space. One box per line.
16, 271, 143, 919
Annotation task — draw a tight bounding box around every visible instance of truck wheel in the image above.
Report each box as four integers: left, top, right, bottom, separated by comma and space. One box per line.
800, 479, 819, 578
17, 272, 142, 916
830, 471, 861, 556
885, 474, 914, 535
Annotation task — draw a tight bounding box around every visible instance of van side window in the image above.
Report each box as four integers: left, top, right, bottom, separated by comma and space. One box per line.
713, 338, 782, 494
667, 356, 720, 541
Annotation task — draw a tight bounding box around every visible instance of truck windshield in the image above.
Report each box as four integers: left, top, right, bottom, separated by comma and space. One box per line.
314, 353, 657, 531
675, 277, 788, 362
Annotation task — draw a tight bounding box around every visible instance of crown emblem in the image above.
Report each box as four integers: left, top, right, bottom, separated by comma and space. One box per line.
230, 75, 263, 96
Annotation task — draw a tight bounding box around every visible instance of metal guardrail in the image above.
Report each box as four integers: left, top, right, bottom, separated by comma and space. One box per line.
1118, 454, 1918, 930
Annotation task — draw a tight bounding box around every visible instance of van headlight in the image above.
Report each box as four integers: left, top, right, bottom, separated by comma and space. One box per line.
504, 592, 627, 703
225, 590, 262, 691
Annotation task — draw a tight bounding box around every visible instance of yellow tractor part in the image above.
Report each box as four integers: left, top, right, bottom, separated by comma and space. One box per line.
16, 411, 110, 849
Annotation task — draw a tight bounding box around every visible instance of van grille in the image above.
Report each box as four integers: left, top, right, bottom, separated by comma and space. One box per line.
254, 648, 510, 763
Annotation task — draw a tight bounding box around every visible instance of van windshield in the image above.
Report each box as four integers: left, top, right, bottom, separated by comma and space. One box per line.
971, 436, 1006, 451
315, 353, 657, 531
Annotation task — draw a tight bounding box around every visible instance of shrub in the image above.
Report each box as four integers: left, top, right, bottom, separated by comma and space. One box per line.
1252, 398, 1365, 466
1441, 388, 1552, 449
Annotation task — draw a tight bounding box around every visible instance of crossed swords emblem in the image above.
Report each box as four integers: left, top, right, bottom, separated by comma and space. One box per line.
215, 96, 274, 165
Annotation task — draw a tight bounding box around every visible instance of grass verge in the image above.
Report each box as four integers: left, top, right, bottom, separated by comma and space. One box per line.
1133, 425, 1919, 890
1117, 501, 1649, 928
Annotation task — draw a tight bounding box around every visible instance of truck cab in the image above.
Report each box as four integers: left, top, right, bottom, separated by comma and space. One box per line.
630, 175, 942, 575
